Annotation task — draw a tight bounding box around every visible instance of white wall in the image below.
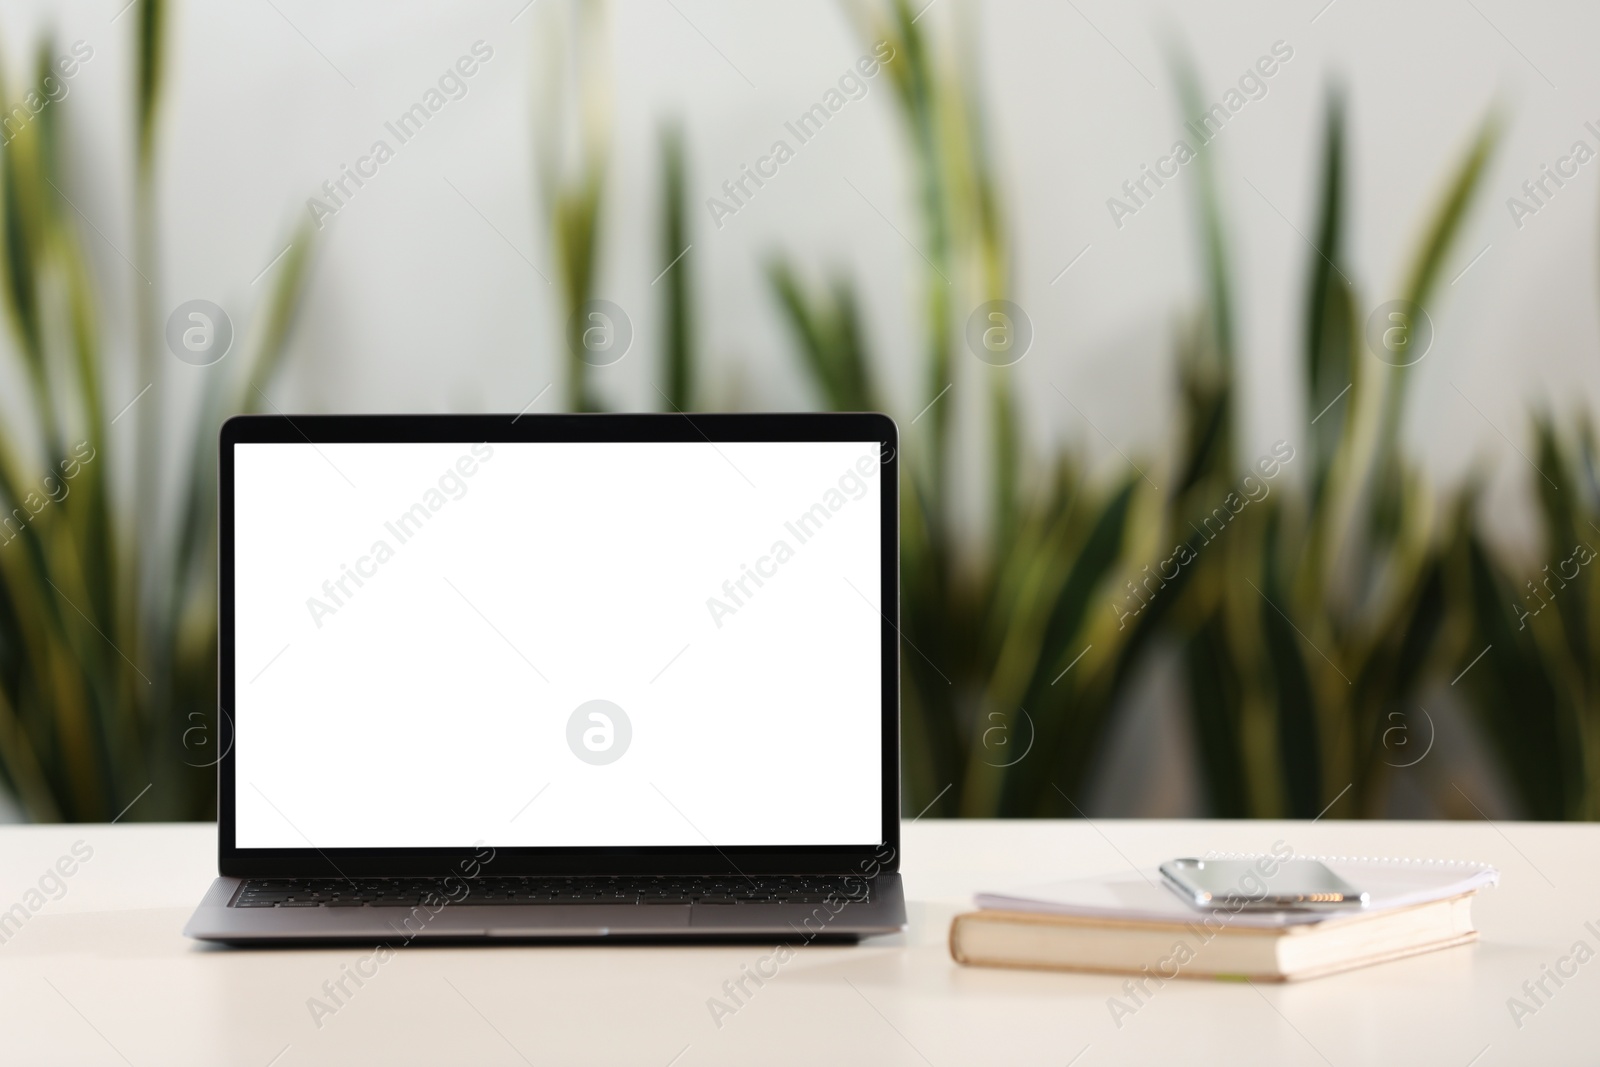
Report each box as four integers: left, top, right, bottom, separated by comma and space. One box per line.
5, 0, 1596, 549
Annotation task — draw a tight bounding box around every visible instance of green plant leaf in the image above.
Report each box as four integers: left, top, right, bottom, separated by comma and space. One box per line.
1259, 506, 1322, 817
765, 260, 875, 412
136, 0, 166, 173
1305, 89, 1356, 507
659, 125, 693, 411
1371, 111, 1499, 531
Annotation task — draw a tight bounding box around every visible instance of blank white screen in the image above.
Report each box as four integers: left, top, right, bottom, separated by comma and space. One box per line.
232, 440, 883, 849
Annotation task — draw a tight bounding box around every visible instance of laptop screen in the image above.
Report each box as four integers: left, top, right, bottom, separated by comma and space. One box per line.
230, 439, 884, 850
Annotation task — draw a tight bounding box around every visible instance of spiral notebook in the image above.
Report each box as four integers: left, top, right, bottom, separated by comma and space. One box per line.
952, 855, 1499, 981
974, 854, 1500, 927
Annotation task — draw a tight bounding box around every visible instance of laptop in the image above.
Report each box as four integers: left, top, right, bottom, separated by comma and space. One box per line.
184, 412, 906, 943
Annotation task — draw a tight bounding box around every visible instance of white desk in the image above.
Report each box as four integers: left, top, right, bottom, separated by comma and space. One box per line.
0, 819, 1593, 1065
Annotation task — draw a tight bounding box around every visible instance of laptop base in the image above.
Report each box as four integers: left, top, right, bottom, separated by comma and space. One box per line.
183, 874, 906, 944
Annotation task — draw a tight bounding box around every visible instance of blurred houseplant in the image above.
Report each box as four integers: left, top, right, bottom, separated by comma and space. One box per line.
1148, 67, 1499, 818
1451, 417, 1600, 820
1150, 67, 1600, 823
797, 1, 1180, 817
533, 0, 612, 413
0, 0, 313, 821
1, 4, 1581, 824
756, 12, 1502, 819
654, 0, 1175, 818
539, 2, 1593, 820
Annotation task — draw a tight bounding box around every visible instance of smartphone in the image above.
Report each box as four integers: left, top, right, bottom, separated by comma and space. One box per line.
1160, 857, 1369, 911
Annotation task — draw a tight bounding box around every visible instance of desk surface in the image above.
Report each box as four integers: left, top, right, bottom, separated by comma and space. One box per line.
0, 819, 1594, 1065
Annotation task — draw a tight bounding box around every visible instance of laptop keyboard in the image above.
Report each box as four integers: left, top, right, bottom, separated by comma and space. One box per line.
231, 875, 870, 908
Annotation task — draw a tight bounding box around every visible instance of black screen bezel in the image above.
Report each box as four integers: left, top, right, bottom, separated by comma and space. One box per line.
217, 412, 899, 877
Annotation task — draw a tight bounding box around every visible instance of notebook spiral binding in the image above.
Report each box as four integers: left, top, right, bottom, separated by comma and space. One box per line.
1203, 851, 1495, 873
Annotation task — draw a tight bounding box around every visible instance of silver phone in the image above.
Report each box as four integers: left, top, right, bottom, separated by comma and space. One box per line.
1160, 857, 1369, 911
